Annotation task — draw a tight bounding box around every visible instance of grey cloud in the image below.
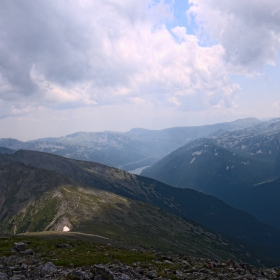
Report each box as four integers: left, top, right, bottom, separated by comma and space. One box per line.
0, 1, 109, 98
0, 0, 241, 115
188, 0, 280, 72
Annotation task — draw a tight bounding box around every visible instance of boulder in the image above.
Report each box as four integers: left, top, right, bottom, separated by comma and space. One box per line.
14, 243, 26, 252
92, 264, 115, 280
0, 272, 7, 280
42, 261, 57, 274
146, 270, 157, 279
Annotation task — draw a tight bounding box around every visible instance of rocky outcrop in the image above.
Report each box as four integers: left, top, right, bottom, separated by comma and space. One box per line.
0, 243, 279, 279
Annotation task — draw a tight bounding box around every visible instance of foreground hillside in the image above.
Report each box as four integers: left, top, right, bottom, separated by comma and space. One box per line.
1, 234, 280, 279
1, 150, 280, 266
2, 150, 280, 248
0, 162, 247, 261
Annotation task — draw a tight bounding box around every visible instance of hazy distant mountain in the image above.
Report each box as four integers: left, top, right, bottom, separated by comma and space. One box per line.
0, 118, 261, 170
214, 118, 280, 162
0, 147, 15, 154
141, 118, 280, 229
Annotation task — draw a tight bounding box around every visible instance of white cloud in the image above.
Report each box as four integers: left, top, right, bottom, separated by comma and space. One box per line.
188, 0, 280, 73
273, 101, 279, 110
1, 0, 279, 140
0, 0, 241, 118
168, 96, 181, 106
131, 97, 145, 104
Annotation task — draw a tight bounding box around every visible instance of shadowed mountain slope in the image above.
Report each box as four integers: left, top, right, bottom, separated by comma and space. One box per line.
141, 119, 280, 230
0, 147, 15, 154
232, 177, 280, 230
1, 161, 276, 265
1, 150, 280, 252
141, 138, 278, 202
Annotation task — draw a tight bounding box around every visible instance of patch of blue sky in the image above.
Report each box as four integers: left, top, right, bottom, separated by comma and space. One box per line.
166, 1, 195, 32
230, 59, 280, 116
231, 55, 280, 90
162, 0, 218, 47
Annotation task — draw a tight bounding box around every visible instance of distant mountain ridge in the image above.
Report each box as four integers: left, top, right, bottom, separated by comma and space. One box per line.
0, 118, 261, 170
0, 147, 15, 154
141, 118, 280, 230
141, 138, 277, 199
214, 118, 280, 162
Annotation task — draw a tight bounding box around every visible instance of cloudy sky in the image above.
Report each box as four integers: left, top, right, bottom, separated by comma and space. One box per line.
0, 0, 280, 140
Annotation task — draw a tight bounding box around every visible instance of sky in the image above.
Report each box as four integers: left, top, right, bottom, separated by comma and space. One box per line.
0, 0, 280, 141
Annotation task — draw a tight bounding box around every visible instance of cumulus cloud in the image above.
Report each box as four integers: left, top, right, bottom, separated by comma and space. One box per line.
273, 101, 279, 110
2, 0, 280, 123
0, 0, 244, 118
188, 0, 280, 73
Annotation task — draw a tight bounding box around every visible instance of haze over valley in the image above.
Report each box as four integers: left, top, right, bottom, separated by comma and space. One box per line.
1, 117, 280, 266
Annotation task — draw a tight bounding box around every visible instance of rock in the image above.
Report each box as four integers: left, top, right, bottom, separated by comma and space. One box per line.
1, 241, 280, 280
0, 272, 7, 280
115, 273, 131, 280
14, 243, 26, 252
162, 255, 173, 261
9, 276, 26, 280
21, 263, 28, 270
55, 243, 71, 249
182, 260, 190, 266
206, 262, 213, 269
175, 270, 183, 277
21, 249, 34, 255
92, 264, 115, 280
73, 269, 91, 280
135, 266, 144, 274
42, 261, 57, 274
163, 260, 173, 264
146, 270, 157, 279
114, 259, 122, 266
94, 276, 105, 280
149, 264, 157, 270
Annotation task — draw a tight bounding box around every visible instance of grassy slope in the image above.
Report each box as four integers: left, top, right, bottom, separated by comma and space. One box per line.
2, 151, 280, 265
0, 234, 177, 273
2, 234, 264, 279
1, 162, 279, 266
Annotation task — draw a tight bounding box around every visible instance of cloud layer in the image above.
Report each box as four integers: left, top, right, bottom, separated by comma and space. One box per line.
0, 0, 279, 138
188, 0, 280, 73
0, 0, 242, 116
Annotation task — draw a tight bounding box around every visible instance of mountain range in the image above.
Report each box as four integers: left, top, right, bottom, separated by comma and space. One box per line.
141, 118, 280, 230
0, 118, 260, 171
2, 117, 280, 266
1, 149, 280, 266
